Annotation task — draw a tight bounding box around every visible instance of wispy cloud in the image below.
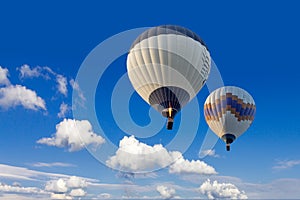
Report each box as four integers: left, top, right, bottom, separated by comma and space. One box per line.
0, 66, 10, 86
0, 164, 69, 181
57, 102, 70, 118
199, 149, 220, 158
69, 79, 86, 108
56, 74, 68, 96
273, 159, 300, 170
98, 193, 111, 199
17, 64, 68, 96
30, 162, 76, 168
0, 182, 50, 198
243, 178, 300, 199
0, 163, 97, 183
0, 163, 100, 199
18, 64, 46, 79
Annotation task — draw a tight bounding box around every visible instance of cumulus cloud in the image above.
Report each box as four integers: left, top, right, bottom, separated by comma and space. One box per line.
106, 136, 216, 175
45, 176, 88, 198
58, 102, 70, 118
199, 179, 248, 199
273, 159, 300, 170
169, 157, 217, 175
45, 178, 68, 193
0, 85, 46, 110
66, 176, 87, 188
37, 119, 105, 152
50, 193, 72, 199
0, 66, 10, 86
199, 149, 220, 158
156, 185, 176, 199
56, 74, 68, 96
69, 188, 86, 197
106, 135, 181, 172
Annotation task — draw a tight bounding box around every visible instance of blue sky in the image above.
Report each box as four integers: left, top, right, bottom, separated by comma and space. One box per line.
0, 1, 300, 199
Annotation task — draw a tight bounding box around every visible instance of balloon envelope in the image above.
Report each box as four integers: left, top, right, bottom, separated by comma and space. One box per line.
127, 25, 211, 129
204, 86, 256, 150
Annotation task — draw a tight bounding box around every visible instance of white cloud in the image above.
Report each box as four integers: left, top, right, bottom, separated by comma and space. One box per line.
18, 64, 43, 79
70, 79, 86, 107
0, 182, 48, 195
58, 102, 70, 118
169, 157, 217, 175
50, 193, 72, 199
199, 179, 248, 199
273, 159, 300, 170
67, 176, 87, 188
37, 118, 105, 152
0, 163, 97, 183
106, 135, 181, 172
243, 178, 300, 199
0, 85, 46, 110
69, 188, 86, 197
98, 193, 111, 199
106, 135, 216, 175
45, 178, 68, 193
0, 66, 10, 86
42, 66, 56, 76
0, 193, 45, 200
0, 164, 68, 181
17, 64, 69, 97
31, 162, 75, 168
199, 149, 220, 158
156, 185, 176, 199
45, 176, 89, 198
69, 79, 81, 95
56, 74, 68, 96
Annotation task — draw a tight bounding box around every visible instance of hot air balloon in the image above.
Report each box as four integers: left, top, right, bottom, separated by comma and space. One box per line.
204, 86, 256, 151
127, 25, 211, 130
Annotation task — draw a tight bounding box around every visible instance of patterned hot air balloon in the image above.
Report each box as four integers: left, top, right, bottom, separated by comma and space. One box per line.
127, 25, 211, 130
204, 86, 256, 151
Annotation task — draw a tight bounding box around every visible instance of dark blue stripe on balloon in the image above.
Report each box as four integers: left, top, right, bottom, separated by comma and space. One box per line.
226, 97, 232, 106
240, 107, 245, 117
232, 99, 237, 110
236, 103, 242, 113
244, 106, 250, 117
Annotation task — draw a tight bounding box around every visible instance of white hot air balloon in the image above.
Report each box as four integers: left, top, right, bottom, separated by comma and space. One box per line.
204, 86, 256, 151
127, 25, 211, 130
